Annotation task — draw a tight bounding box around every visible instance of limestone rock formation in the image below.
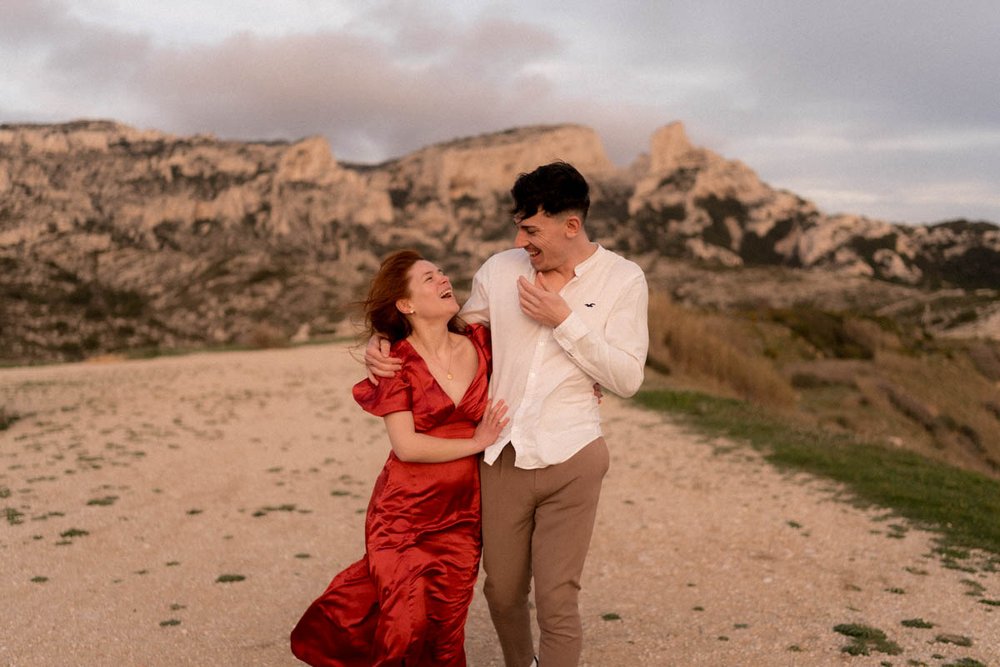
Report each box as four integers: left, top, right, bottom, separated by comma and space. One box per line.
625, 122, 1000, 288
363, 124, 615, 262
1, 119, 997, 363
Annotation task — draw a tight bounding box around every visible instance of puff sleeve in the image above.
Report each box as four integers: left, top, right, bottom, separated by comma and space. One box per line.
352, 371, 413, 417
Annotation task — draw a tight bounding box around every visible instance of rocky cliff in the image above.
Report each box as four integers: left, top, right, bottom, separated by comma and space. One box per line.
1, 119, 998, 362
625, 122, 1000, 287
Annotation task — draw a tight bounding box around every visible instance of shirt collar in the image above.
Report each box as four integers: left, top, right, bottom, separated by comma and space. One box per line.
573, 243, 604, 277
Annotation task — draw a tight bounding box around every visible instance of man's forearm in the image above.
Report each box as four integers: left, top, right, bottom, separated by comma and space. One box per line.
553, 315, 646, 397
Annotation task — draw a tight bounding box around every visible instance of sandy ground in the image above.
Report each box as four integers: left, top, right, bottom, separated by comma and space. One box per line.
1, 343, 997, 667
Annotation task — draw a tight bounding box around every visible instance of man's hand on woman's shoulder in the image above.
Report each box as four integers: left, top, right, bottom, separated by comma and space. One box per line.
365, 335, 402, 384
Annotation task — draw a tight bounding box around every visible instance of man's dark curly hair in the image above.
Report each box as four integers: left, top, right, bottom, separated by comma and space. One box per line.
510, 161, 590, 222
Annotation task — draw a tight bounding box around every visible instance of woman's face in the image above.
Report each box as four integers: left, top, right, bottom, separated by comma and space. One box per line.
400, 260, 459, 319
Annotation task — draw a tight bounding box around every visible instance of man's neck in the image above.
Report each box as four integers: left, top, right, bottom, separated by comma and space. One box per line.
543, 241, 598, 283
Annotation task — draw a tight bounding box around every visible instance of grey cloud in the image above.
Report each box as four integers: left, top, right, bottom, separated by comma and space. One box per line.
0, 0, 68, 45
1, 0, 151, 112
2, 0, 997, 222
119, 7, 575, 162
720, 3, 1000, 130
128, 29, 537, 159
46, 28, 150, 88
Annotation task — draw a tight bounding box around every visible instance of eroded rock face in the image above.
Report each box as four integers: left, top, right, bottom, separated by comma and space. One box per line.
626, 121, 1000, 287
1, 119, 997, 362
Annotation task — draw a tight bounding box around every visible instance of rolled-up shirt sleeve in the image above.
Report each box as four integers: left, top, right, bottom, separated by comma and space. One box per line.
551, 273, 649, 397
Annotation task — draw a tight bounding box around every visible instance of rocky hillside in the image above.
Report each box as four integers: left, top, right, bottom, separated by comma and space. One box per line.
1, 119, 998, 363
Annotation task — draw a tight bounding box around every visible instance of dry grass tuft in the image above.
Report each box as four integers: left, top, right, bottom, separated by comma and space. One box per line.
243, 323, 290, 349
967, 340, 1000, 381
647, 291, 796, 409
0, 406, 19, 431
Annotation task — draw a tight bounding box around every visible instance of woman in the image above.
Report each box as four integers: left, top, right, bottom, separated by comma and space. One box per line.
291, 250, 508, 667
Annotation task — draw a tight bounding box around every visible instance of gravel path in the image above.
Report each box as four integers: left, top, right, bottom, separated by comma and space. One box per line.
2, 343, 997, 666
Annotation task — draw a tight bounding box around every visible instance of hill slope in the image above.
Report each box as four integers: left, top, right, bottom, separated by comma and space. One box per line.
2, 119, 998, 362
1, 344, 997, 666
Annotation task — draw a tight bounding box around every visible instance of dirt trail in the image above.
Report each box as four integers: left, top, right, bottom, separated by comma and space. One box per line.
2, 343, 997, 666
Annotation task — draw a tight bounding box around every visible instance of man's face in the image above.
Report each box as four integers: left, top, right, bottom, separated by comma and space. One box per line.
513, 210, 572, 273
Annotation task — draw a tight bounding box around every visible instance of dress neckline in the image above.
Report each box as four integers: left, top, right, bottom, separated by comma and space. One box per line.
399, 327, 483, 409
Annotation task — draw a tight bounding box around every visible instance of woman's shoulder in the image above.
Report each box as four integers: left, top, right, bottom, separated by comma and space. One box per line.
352, 337, 418, 415
353, 369, 413, 416
462, 322, 491, 349
387, 337, 428, 370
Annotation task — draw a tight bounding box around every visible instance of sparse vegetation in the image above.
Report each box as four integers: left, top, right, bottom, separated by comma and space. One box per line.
243, 322, 290, 349
634, 388, 1000, 556
215, 574, 246, 583
942, 658, 986, 667
643, 287, 1000, 479
252, 503, 298, 517
960, 579, 986, 597
934, 634, 973, 647
833, 623, 902, 656
0, 406, 20, 430
59, 528, 89, 538
646, 291, 796, 409
768, 306, 875, 360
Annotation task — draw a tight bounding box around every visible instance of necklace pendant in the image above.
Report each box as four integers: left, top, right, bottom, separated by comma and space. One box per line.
447, 372, 453, 380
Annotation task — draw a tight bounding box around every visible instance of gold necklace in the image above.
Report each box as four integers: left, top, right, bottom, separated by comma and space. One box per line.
413, 335, 454, 380
443, 338, 454, 380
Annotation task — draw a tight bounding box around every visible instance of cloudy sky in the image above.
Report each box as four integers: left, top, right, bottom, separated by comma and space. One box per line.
3, 0, 999, 224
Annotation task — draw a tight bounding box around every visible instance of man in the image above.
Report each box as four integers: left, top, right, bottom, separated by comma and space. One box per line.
367, 161, 648, 666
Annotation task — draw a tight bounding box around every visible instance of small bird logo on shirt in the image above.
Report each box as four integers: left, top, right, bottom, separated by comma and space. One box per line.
585, 303, 596, 308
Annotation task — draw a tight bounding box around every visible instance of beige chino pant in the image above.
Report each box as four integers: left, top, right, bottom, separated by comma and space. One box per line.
479, 438, 610, 667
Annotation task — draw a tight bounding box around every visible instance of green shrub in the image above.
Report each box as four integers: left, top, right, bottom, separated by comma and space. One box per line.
769, 307, 874, 359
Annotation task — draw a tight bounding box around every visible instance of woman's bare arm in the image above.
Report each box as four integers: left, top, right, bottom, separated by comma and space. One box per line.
382, 399, 508, 463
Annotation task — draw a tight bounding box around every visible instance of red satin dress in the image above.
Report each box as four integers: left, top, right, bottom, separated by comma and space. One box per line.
291, 324, 491, 667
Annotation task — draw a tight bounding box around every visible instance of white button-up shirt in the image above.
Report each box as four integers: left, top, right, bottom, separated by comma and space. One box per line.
461, 245, 649, 469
